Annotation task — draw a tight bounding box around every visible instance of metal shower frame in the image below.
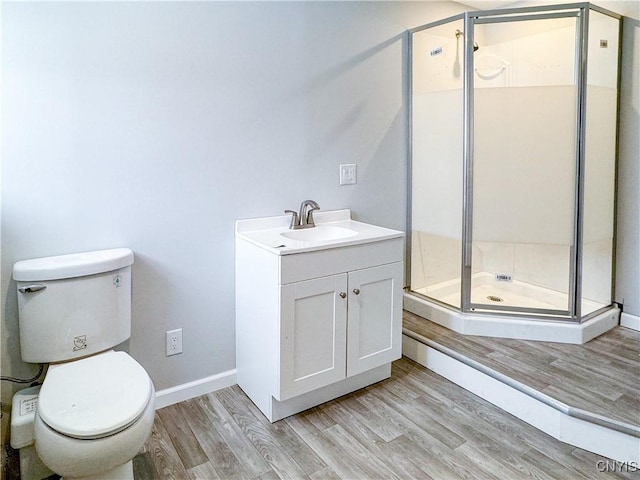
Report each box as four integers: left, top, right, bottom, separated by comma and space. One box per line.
406, 2, 622, 323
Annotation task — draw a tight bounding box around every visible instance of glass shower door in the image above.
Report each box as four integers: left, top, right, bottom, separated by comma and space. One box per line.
467, 12, 580, 316
581, 10, 619, 316
410, 17, 465, 308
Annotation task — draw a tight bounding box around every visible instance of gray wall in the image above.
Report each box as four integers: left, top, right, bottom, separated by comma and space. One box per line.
0, 0, 466, 436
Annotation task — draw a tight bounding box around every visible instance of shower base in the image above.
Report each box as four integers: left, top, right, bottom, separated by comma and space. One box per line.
415, 272, 603, 313
405, 273, 619, 344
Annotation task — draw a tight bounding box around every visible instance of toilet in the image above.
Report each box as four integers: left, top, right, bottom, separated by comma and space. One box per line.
10, 248, 155, 480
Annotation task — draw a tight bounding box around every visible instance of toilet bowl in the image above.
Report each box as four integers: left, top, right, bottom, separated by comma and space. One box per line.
34, 351, 155, 479
11, 248, 155, 480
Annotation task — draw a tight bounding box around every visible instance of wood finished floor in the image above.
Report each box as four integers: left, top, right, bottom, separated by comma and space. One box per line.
403, 311, 640, 428
133, 357, 637, 480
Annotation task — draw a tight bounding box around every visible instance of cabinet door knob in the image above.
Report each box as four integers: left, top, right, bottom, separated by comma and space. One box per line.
339, 292, 347, 299
353, 288, 360, 295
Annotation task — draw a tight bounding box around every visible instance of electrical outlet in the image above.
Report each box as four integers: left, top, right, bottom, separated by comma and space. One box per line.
166, 329, 183, 356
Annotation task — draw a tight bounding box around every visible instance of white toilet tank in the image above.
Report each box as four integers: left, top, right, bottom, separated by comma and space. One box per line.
13, 248, 134, 363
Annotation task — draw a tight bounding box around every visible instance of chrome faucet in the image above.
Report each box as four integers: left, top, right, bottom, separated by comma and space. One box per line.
285, 200, 320, 229
299, 200, 320, 228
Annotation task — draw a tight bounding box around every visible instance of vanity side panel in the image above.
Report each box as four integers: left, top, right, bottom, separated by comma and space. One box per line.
280, 238, 404, 284
235, 238, 280, 420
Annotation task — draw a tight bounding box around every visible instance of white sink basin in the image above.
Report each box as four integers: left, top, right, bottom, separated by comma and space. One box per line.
281, 225, 358, 242
236, 209, 404, 255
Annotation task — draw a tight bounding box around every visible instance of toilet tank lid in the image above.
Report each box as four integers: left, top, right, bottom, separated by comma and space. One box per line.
13, 248, 134, 281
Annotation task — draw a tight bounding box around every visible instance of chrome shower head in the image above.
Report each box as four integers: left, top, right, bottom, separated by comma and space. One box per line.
455, 29, 479, 52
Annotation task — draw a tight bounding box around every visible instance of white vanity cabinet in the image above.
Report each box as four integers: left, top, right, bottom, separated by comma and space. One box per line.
235, 210, 404, 422
279, 261, 403, 401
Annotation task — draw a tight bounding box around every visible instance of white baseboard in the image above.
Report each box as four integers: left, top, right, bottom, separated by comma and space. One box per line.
402, 335, 640, 464
621, 312, 640, 331
154, 369, 237, 410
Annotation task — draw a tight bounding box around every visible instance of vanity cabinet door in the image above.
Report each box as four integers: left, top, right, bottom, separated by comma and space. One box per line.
278, 274, 348, 401
346, 262, 403, 377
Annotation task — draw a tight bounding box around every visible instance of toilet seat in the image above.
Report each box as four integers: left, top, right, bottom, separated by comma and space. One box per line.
38, 350, 152, 439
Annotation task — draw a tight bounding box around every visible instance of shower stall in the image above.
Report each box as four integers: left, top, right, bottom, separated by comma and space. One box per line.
406, 3, 621, 342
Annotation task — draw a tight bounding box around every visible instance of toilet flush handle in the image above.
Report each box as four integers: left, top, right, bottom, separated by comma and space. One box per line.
18, 284, 46, 293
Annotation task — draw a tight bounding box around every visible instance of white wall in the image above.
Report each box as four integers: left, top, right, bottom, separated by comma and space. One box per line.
0, 0, 467, 446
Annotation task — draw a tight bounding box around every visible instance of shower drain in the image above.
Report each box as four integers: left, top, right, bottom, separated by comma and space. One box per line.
486, 295, 504, 302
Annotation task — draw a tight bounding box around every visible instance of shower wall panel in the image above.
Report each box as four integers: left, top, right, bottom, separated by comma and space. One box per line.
472, 86, 577, 245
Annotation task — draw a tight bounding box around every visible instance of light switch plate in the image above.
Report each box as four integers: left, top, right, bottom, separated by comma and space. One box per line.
339, 164, 356, 185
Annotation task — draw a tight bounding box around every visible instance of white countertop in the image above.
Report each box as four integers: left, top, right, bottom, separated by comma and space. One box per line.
235, 209, 404, 255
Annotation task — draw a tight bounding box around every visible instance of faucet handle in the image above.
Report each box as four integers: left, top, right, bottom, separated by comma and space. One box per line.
284, 210, 299, 229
